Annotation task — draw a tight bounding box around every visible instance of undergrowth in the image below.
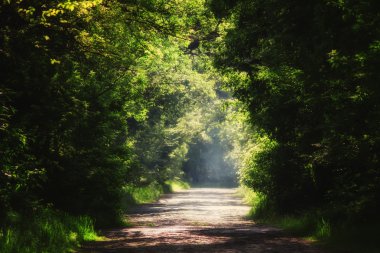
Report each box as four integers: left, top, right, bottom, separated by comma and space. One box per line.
122, 182, 163, 205
0, 208, 100, 253
239, 186, 379, 253
165, 179, 190, 192
122, 179, 190, 206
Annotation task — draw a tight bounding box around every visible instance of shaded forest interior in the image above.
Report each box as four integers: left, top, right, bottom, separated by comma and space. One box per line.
1, 0, 380, 253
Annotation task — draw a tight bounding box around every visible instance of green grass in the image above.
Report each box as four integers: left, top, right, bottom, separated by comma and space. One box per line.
122, 179, 190, 209
237, 185, 260, 206
238, 186, 272, 219
164, 179, 190, 192
239, 186, 379, 253
1, 180, 190, 253
122, 182, 164, 205
238, 186, 331, 239
0, 209, 101, 253
268, 214, 331, 240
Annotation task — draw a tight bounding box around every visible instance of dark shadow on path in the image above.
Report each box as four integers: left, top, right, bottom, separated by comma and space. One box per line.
81, 225, 321, 253
80, 188, 325, 253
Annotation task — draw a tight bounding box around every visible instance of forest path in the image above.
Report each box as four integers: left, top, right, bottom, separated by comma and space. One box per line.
80, 188, 325, 253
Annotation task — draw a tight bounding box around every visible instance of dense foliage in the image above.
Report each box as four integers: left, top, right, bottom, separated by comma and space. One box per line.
211, 0, 380, 222
0, 0, 241, 234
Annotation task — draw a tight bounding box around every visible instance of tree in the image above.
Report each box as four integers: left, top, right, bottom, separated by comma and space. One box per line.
0, 0, 220, 224
211, 0, 380, 218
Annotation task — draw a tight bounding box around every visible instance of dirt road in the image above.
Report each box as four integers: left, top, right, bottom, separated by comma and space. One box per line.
80, 188, 325, 253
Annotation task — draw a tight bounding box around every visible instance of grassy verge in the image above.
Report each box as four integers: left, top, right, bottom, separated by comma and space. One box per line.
164, 179, 190, 192
1, 180, 189, 253
239, 186, 380, 253
237, 185, 260, 206
239, 186, 332, 240
0, 208, 101, 253
122, 179, 190, 206
263, 213, 331, 240
120, 179, 189, 226
267, 215, 380, 253
122, 182, 164, 205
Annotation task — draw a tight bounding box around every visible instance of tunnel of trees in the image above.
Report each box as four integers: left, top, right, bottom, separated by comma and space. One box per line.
1, 0, 380, 252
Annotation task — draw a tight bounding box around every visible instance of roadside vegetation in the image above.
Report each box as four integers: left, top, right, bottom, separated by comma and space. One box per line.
0, 208, 100, 253
240, 182, 379, 253
122, 179, 190, 206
